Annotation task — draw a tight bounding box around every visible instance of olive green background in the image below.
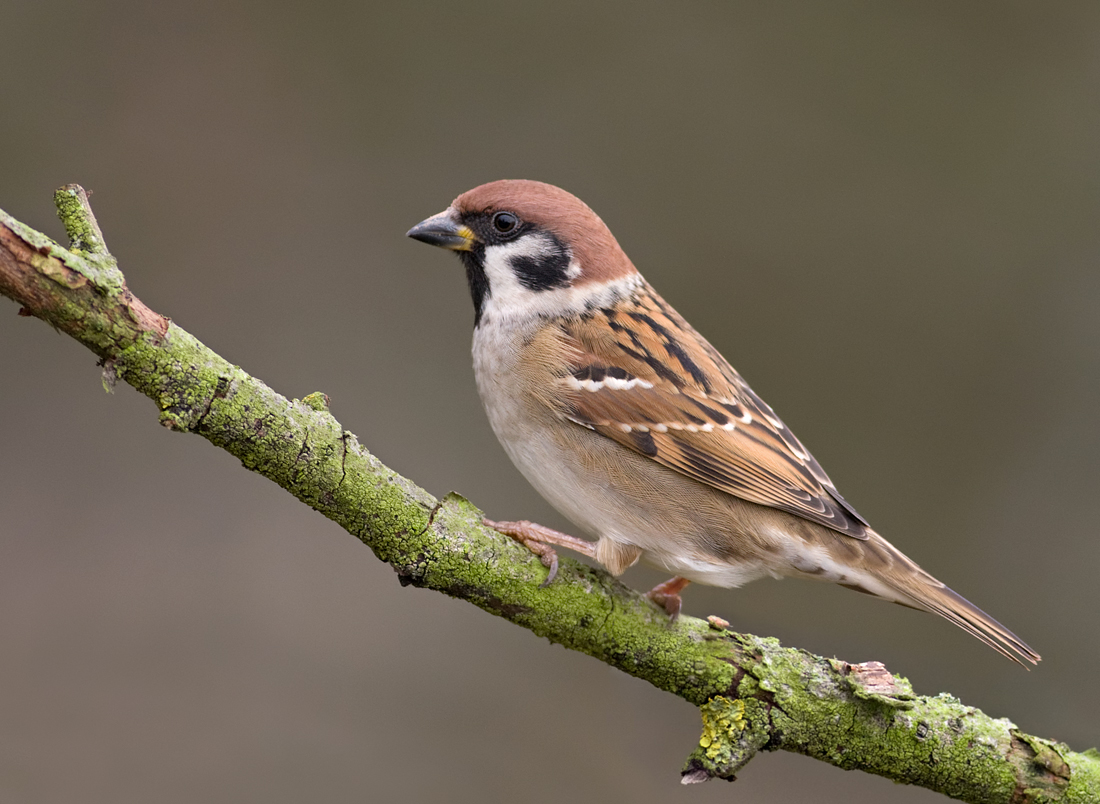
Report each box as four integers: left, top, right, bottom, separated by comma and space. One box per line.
2, 2, 1097, 802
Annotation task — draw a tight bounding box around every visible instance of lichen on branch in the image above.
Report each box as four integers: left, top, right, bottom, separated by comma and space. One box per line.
0, 187, 1096, 803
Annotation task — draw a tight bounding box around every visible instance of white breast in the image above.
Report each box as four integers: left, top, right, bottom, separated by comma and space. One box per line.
471, 315, 603, 534
469, 274, 786, 589
471, 314, 778, 588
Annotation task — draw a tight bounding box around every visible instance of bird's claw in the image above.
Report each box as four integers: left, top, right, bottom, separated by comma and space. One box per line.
645, 576, 692, 622
483, 517, 560, 586
539, 550, 559, 587
647, 590, 683, 621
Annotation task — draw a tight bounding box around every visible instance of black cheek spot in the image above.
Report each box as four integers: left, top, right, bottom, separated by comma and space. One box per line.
510, 233, 573, 292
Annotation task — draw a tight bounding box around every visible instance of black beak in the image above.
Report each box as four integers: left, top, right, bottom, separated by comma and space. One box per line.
406, 210, 476, 251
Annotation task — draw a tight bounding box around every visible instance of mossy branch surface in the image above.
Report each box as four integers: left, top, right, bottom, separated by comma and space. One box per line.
0, 188, 1096, 803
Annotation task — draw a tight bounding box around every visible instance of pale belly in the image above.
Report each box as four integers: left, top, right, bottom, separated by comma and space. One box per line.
471, 320, 777, 589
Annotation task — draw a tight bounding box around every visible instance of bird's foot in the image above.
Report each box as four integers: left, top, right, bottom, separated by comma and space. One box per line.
646, 576, 692, 621
483, 518, 596, 587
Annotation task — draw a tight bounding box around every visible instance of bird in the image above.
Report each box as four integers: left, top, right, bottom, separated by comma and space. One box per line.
406, 179, 1040, 666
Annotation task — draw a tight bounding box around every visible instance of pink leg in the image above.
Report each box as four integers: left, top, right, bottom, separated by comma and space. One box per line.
483, 518, 597, 587
646, 576, 692, 620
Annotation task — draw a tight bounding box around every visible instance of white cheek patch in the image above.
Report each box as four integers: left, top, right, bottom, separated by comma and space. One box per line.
477, 249, 644, 328
481, 235, 564, 309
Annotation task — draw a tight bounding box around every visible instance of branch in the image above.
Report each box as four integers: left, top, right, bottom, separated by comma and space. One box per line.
1, 187, 1097, 802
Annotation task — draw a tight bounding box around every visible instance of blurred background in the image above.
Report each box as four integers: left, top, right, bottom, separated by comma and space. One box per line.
2, 2, 1098, 801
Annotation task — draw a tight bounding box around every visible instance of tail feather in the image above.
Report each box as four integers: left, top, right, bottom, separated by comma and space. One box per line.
892, 582, 1040, 667
828, 529, 1041, 666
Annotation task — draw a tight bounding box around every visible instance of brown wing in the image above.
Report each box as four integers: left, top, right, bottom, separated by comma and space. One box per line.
558, 285, 870, 540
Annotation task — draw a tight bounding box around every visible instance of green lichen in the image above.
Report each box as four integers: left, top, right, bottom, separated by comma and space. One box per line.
1, 208, 100, 285
300, 391, 330, 411
1063, 752, 1100, 803
700, 696, 746, 759
684, 695, 770, 781
4, 194, 1100, 803
736, 635, 1039, 801
53, 185, 110, 258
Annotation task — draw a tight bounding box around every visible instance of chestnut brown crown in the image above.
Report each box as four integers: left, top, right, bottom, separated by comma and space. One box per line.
452, 180, 637, 286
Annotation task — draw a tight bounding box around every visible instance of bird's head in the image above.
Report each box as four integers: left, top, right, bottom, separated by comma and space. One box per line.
407, 180, 639, 326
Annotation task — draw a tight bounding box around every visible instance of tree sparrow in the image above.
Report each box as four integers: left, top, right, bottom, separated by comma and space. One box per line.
407, 180, 1039, 666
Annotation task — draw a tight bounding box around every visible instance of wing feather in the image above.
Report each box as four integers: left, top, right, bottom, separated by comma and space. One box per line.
559, 287, 870, 540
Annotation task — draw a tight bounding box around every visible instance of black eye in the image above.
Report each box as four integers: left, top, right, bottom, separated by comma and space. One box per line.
492, 211, 519, 235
